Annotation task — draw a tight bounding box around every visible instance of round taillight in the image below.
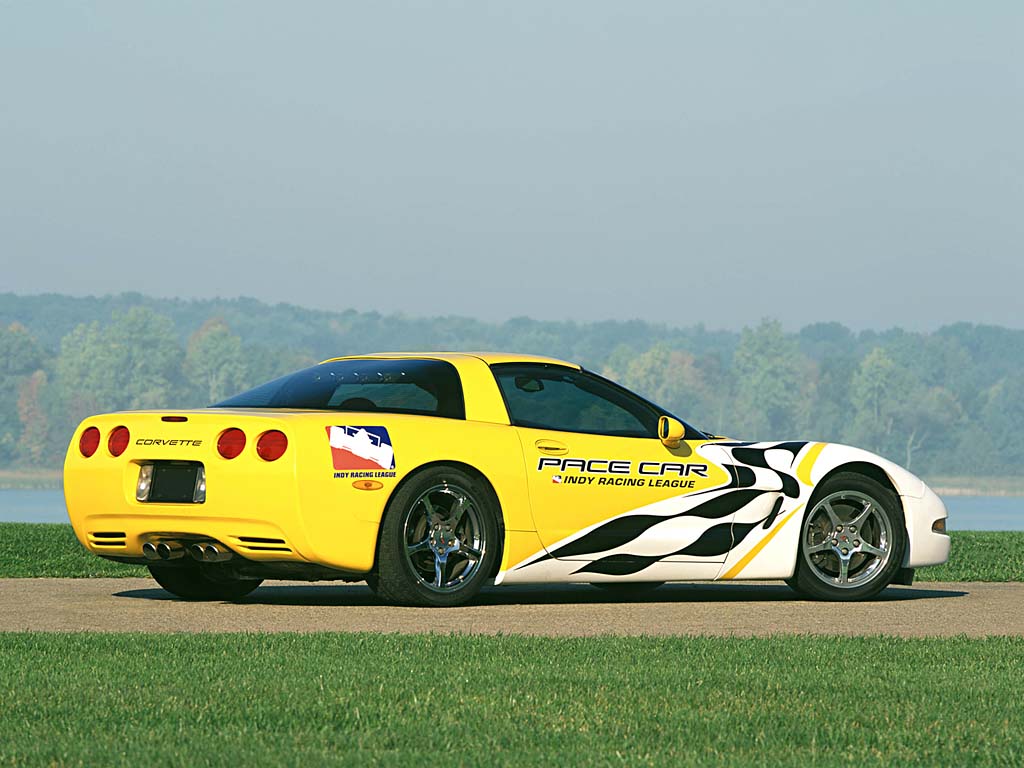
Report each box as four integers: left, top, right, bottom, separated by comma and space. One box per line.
256, 430, 288, 461
108, 426, 130, 457
217, 428, 246, 459
79, 427, 101, 458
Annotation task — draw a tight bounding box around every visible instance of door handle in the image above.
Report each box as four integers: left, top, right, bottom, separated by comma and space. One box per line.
535, 439, 569, 455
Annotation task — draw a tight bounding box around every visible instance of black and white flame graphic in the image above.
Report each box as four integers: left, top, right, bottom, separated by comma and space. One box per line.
516, 441, 808, 577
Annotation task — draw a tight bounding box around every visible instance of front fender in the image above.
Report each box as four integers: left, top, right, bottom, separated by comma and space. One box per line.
807, 443, 949, 568
808, 443, 925, 499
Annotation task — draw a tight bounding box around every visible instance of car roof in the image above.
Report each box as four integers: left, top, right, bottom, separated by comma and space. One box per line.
319, 351, 581, 369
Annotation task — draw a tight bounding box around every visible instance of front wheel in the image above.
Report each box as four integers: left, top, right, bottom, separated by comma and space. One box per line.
148, 564, 263, 601
786, 472, 906, 601
375, 466, 500, 607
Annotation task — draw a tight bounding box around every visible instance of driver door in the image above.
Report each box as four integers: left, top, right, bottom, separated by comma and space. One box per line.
491, 364, 734, 563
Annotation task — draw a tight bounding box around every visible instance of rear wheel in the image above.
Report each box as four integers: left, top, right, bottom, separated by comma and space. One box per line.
786, 472, 905, 601
148, 564, 262, 601
375, 466, 499, 607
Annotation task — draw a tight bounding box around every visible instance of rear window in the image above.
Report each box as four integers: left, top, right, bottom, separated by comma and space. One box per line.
213, 359, 465, 419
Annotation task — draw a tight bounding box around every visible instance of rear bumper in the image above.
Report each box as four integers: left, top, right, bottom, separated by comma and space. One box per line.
902, 485, 951, 568
75, 510, 303, 562
64, 461, 381, 574
71, 506, 381, 574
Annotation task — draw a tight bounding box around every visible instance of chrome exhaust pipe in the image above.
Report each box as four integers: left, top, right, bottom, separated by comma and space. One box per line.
188, 542, 234, 563
202, 543, 234, 563
156, 541, 184, 561
142, 542, 160, 561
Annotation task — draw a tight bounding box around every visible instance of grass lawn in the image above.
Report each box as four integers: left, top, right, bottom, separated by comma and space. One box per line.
0, 633, 1020, 767
0, 523, 1021, 582
918, 531, 1024, 582
0, 523, 147, 578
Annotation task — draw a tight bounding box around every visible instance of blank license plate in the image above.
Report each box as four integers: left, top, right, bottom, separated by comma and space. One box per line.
147, 462, 203, 504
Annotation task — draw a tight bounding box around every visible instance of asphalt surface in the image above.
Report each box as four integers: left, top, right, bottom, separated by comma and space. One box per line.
1, 578, 1022, 636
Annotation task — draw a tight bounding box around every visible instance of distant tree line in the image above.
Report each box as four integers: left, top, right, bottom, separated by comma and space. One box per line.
1, 292, 1022, 476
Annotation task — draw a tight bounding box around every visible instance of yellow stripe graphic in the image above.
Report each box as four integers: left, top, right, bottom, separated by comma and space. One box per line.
721, 503, 805, 580
797, 442, 826, 486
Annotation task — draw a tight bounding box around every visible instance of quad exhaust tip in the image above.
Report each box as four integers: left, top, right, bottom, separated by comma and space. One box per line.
188, 542, 234, 563
156, 542, 185, 560
143, 540, 232, 563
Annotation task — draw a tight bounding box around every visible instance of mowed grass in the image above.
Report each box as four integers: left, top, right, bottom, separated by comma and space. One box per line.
0, 633, 1020, 767
0, 523, 146, 578
0, 523, 1021, 582
917, 531, 1024, 582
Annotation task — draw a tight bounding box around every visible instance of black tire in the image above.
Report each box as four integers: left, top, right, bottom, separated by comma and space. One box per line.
148, 564, 262, 601
786, 472, 906, 601
375, 466, 500, 607
591, 582, 665, 595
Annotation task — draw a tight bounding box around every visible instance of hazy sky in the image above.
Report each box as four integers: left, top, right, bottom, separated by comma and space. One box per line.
2, 1, 1021, 330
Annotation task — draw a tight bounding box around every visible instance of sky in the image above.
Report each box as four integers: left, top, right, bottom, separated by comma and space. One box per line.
1, 1, 1022, 331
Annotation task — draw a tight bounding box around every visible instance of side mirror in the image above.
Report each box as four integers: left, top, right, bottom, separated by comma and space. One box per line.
658, 415, 685, 449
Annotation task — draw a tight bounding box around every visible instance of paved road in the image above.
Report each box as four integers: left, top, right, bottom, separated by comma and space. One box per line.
1, 578, 1022, 636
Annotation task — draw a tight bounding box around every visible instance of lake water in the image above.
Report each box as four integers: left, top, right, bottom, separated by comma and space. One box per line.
1, 489, 1021, 530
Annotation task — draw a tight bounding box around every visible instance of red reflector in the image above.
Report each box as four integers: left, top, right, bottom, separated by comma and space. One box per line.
217, 428, 246, 459
79, 427, 101, 458
256, 430, 288, 461
161, 416, 188, 423
108, 426, 130, 457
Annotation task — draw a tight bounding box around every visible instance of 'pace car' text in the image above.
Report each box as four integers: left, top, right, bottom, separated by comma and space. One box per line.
538, 458, 710, 489
537, 457, 710, 476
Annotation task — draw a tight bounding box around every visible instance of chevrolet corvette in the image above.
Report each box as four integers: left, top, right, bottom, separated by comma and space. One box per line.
64, 352, 950, 606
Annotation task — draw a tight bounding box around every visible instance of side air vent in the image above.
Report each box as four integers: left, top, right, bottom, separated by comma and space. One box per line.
230, 535, 292, 553
88, 532, 127, 548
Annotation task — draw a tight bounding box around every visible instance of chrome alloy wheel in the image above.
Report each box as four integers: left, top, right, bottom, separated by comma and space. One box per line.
402, 483, 486, 593
801, 490, 893, 589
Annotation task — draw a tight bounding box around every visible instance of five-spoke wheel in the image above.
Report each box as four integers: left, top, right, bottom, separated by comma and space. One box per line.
787, 472, 906, 601
802, 490, 893, 587
403, 483, 487, 592
374, 466, 499, 606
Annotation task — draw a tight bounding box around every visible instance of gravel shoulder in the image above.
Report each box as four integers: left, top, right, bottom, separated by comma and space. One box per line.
1, 578, 1021, 636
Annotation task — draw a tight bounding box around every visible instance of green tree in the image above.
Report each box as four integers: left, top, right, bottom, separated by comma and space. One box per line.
53, 307, 185, 429
979, 374, 1024, 475
5, 290, 1024, 475
848, 348, 962, 471
16, 370, 50, 466
804, 353, 857, 443
0, 324, 47, 465
731, 320, 810, 438
183, 319, 249, 405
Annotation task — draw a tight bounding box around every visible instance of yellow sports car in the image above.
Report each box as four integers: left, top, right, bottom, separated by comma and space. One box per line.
64, 352, 950, 606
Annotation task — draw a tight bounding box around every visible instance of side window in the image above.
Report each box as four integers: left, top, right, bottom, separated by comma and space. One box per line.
492, 365, 659, 438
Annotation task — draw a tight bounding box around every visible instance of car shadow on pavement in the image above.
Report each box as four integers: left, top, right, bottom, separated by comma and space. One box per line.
113, 581, 968, 606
